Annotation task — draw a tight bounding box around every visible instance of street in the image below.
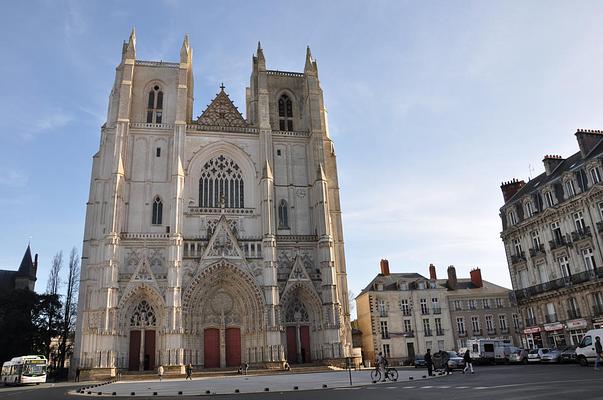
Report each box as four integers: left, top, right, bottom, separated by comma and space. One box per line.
0, 364, 601, 399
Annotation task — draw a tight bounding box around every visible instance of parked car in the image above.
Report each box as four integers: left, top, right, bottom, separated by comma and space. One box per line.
560, 346, 577, 363
446, 351, 466, 370
414, 355, 426, 368
541, 348, 562, 363
509, 348, 528, 364
527, 348, 550, 363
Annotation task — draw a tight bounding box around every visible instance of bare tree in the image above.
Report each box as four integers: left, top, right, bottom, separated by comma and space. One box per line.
58, 247, 80, 370
47, 251, 63, 295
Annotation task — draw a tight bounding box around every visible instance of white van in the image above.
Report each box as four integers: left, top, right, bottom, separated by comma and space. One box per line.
575, 329, 603, 366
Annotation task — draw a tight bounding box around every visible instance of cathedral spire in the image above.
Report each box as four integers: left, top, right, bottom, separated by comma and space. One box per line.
180, 33, 191, 63
255, 41, 266, 70
123, 27, 136, 60
304, 45, 316, 74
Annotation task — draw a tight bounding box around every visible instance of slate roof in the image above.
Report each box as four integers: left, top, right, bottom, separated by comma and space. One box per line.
357, 272, 431, 297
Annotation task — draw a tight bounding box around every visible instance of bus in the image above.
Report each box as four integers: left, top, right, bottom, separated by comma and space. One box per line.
1, 355, 48, 385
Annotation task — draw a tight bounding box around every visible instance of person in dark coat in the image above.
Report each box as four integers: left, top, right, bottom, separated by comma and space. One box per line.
463, 349, 474, 374
595, 336, 602, 370
424, 349, 433, 376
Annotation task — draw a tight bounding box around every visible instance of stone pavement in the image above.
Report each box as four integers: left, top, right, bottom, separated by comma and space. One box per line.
72, 368, 441, 396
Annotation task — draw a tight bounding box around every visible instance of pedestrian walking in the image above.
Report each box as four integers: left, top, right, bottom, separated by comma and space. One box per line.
186, 363, 193, 380
425, 349, 433, 377
462, 349, 474, 374
595, 336, 603, 370
75, 367, 80, 382
158, 365, 164, 382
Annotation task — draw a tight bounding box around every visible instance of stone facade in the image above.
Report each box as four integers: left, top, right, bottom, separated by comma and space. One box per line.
356, 260, 455, 365
72, 31, 352, 377
442, 266, 521, 349
355, 261, 519, 365
500, 129, 603, 349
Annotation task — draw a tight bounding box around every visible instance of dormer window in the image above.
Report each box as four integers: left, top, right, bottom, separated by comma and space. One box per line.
147, 85, 163, 123
278, 94, 293, 131
565, 179, 576, 198
591, 167, 602, 184
508, 209, 517, 225
544, 191, 555, 208
525, 201, 534, 218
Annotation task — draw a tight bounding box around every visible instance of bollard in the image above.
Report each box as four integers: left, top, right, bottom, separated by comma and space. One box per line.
205, 390, 211, 394
178, 391, 183, 395
422, 375, 426, 379
112, 393, 116, 396
264, 388, 270, 392
293, 386, 299, 390
409, 376, 414, 380
131, 392, 135, 396
153, 392, 158, 396
97, 392, 102, 395
235, 389, 240, 393
322, 384, 328, 388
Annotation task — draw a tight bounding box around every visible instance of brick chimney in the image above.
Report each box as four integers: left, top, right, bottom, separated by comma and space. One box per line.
500, 179, 526, 203
429, 263, 437, 280
446, 265, 457, 290
470, 267, 483, 288
575, 129, 603, 157
380, 259, 390, 276
542, 155, 564, 175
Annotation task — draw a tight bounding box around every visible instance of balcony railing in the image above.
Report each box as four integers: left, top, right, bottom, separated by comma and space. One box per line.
458, 330, 467, 337
402, 309, 412, 316
529, 244, 546, 257
511, 251, 527, 264
424, 329, 433, 337
567, 309, 582, 320
545, 313, 558, 323
472, 329, 482, 336
514, 267, 603, 302
436, 329, 445, 336
432, 307, 442, 315
525, 317, 538, 327
500, 328, 510, 334
571, 226, 592, 242
487, 328, 497, 335
403, 330, 414, 337
549, 235, 571, 250
421, 309, 430, 315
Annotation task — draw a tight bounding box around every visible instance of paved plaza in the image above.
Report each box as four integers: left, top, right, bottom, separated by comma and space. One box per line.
71, 368, 435, 397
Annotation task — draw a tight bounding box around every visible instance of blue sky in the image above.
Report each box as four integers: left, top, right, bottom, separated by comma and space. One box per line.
2, 0, 603, 304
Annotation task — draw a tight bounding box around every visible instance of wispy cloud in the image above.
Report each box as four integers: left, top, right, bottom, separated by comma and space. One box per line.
0, 169, 27, 187
19, 110, 73, 141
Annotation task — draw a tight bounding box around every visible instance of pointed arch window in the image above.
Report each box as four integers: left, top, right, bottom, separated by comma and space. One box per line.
278, 199, 289, 229
146, 85, 163, 123
152, 196, 163, 225
278, 94, 293, 131
199, 155, 244, 208
130, 300, 157, 327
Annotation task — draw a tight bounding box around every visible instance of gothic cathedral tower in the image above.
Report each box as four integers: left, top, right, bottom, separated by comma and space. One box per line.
73, 31, 352, 378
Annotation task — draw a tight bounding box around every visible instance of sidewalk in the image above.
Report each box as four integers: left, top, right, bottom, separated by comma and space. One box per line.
72, 368, 443, 396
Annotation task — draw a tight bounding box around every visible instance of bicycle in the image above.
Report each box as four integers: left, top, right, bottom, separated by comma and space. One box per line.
370, 365, 398, 382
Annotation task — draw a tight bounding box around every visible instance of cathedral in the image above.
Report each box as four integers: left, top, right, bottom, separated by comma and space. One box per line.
73, 30, 352, 378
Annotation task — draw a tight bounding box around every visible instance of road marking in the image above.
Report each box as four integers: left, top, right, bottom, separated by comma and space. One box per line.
386, 386, 397, 389
474, 386, 489, 390
455, 386, 469, 389
421, 386, 434, 389
437, 386, 451, 388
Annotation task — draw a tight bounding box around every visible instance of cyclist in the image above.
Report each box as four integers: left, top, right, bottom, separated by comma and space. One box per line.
376, 352, 388, 382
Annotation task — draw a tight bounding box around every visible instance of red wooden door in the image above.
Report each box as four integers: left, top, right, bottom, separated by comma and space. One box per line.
286, 326, 297, 363
145, 330, 156, 370
204, 328, 220, 368
300, 326, 311, 363
129, 330, 141, 371
225, 328, 241, 367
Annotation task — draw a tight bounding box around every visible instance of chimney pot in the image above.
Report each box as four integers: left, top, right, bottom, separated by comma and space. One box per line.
470, 267, 483, 288
380, 259, 390, 276
500, 179, 526, 202
446, 265, 457, 291
429, 263, 437, 280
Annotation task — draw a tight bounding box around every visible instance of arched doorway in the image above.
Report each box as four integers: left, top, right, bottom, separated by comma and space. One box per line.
281, 284, 323, 364
128, 300, 157, 371
182, 261, 266, 368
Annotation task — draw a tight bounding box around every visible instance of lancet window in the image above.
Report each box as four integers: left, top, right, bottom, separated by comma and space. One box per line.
199, 155, 244, 208
146, 85, 163, 123
278, 199, 289, 229
152, 196, 163, 225
130, 300, 157, 327
278, 94, 293, 131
